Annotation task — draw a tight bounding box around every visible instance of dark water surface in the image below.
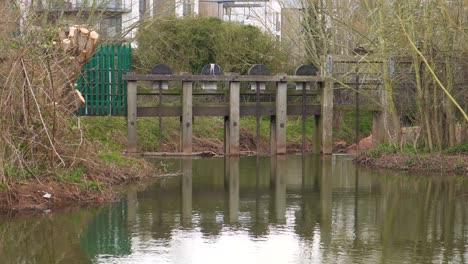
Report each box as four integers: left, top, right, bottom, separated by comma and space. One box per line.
1, 155, 467, 264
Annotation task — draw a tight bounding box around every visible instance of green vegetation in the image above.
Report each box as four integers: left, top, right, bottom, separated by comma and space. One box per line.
55, 167, 103, 190
136, 16, 288, 74
299, 1, 467, 150
370, 142, 468, 158
335, 111, 373, 144
0, 4, 155, 210
443, 144, 468, 154
82, 114, 370, 153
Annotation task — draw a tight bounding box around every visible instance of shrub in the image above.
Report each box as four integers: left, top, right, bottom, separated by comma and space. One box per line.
136, 16, 288, 74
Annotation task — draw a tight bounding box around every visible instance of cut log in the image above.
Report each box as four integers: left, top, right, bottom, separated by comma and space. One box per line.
90, 31, 99, 44
79, 27, 89, 35
61, 39, 71, 53
78, 27, 90, 52
59, 29, 67, 40
74, 89, 86, 110
69, 26, 78, 51
84, 31, 99, 60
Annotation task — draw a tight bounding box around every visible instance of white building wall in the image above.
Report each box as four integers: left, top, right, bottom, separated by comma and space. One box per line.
224, 1, 282, 38
122, 0, 141, 39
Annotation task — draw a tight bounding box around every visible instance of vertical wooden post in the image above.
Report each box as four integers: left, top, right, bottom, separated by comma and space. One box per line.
182, 81, 193, 153
255, 82, 261, 153
127, 80, 137, 153
322, 55, 334, 154
301, 82, 306, 154
224, 116, 230, 155
229, 81, 240, 155
158, 81, 163, 150
276, 81, 287, 154
312, 115, 322, 154
270, 116, 276, 154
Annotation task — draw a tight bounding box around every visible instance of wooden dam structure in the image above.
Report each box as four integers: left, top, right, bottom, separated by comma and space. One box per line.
123, 58, 386, 156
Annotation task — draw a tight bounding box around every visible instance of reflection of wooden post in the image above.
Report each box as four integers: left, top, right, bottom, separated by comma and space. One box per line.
181, 158, 192, 225
127, 186, 137, 224
320, 156, 333, 233
270, 155, 277, 188
182, 81, 193, 153
275, 156, 287, 223
276, 82, 287, 154
322, 55, 334, 154
127, 81, 137, 153
227, 157, 239, 223
229, 81, 240, 155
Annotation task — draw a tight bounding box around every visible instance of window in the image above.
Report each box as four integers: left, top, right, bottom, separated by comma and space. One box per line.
275, 12, 280, 32
183, 0, 191, 16
100, 15, 122, 39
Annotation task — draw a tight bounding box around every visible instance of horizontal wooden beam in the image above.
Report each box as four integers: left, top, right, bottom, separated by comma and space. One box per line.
137, 89, 322, 96
330, 55, 412, 64
124, 74, 326, 83
334, 104, 381, 111
136, 104, 322, 117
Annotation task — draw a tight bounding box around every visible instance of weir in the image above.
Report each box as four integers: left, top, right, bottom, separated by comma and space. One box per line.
123, 62, 384, 156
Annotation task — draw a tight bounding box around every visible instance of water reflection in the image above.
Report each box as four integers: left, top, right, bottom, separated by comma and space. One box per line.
0, 155, 466, 264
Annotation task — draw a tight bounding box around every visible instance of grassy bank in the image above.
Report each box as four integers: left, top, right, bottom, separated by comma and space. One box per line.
356, 143, 468, 175
82, 112, 373, 154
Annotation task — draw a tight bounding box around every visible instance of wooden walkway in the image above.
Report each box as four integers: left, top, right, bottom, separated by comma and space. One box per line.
123, 64, 384, 156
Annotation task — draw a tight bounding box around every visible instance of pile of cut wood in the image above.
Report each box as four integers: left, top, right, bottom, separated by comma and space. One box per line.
58, 25, 100, 110
60, 25, 99, 64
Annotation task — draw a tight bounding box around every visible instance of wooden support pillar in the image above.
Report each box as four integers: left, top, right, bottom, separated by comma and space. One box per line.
229, 81, 240, 155
276, 82, 287, 154
270, 116, 276, 155
224, 116, 230, 155
181, 81, 193, 153
127, 81, 137, 153
322, 55, 334, 154
312, 115, 322, 154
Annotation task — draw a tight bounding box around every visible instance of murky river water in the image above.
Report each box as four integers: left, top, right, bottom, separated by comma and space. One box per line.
0, 154, 467, 263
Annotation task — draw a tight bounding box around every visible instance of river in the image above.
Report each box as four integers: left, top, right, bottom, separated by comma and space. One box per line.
0, 154, 466, 263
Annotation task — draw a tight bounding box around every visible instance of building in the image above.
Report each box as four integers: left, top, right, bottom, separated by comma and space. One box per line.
28, 0, 138, 40
27, 0, 283, 40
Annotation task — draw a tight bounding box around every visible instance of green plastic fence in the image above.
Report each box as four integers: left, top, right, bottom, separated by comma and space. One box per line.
77, 44, 132, 116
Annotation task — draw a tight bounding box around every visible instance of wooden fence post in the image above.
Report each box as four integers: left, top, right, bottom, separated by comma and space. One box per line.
182, 80, 193, 153
276, 81, 287, 154
229, 81, 240, 155
313, 115, 322, 154
322, 55, 334, 154
127, 80, 137, 153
